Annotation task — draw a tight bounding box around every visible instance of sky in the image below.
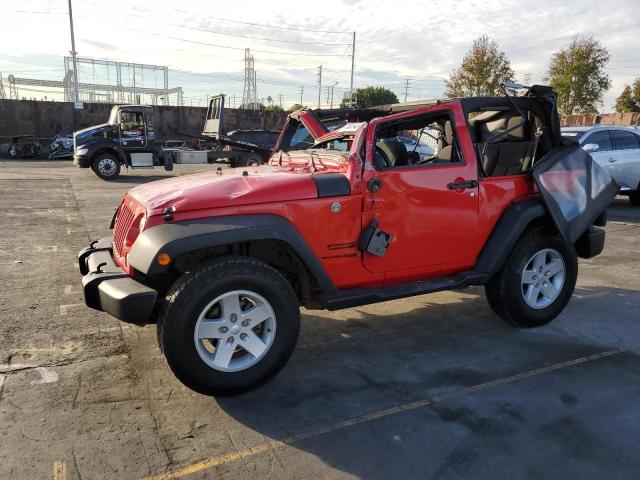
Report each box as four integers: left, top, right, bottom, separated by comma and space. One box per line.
1, 0, 639, 111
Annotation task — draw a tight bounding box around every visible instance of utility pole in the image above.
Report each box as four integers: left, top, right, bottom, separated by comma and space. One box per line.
326, 86, 331, 105
317, 65, 322, 108
330, 82, 339, 108
349, 31, 355, 106
277, 94, 283, 108
67, 0, 80, 104
298, 85, 303, 106
403, 78, 411, 103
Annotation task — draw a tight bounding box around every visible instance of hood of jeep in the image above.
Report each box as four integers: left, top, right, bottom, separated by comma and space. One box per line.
128, 166, 321, 215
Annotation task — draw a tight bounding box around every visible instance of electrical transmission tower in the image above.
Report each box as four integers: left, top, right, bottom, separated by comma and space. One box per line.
241, 48, 258, 110
403, 78, 412, 102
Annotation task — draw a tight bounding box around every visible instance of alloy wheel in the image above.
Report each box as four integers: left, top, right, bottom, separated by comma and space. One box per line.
193, 290, 277, 372
521, 248, 566, 309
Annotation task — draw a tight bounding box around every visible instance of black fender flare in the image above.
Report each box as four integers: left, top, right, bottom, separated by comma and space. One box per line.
82, 139, 129, 166
474, 198, 547, 274
127, 214, 337, 293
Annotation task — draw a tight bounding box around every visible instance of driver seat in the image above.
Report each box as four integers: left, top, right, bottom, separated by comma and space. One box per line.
377, 140, 409, 167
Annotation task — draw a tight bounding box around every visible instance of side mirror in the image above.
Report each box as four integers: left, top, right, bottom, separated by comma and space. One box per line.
583, 143, 599, 153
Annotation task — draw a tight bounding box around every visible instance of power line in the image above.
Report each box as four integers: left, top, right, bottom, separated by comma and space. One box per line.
5, 10, 65, 15
84, 3, 351, 47
167, 22, 350, 47
146, 31, 347, 57
173, 9, 351, 35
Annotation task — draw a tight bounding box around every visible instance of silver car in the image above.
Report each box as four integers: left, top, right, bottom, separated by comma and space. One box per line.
562, 125, 640, 206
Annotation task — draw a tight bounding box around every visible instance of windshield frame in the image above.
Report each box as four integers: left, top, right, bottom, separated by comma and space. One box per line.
107, 107, 119, 125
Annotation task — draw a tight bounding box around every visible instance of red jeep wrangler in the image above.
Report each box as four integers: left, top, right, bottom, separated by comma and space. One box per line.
78, 85, 617, 395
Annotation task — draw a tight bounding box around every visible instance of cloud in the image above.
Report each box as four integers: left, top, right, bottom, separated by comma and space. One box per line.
0, 0, 638, 109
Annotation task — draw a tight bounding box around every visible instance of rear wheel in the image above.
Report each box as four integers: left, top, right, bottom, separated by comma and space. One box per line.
629, 191, 640, 206
157, 256, 300, 395
485, 225, 577, 328
92, 153, 121, 180
235, 153, 265, 168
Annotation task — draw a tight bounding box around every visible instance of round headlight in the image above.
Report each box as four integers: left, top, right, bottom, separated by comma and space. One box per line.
139, 216, 147, 231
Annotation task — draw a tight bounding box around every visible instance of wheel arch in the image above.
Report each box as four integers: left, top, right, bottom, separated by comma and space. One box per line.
474, 198, 550, 275
85, 140, 128, 165
128, 214, 336, 304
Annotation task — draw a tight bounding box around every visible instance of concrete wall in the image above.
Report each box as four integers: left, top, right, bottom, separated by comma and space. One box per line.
0, 99, 288, 140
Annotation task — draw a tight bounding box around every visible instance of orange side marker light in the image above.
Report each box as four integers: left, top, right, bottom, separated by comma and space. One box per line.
157, 253, 171, 266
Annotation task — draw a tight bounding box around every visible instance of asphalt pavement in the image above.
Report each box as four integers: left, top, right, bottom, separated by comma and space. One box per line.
0, 159, 639, 480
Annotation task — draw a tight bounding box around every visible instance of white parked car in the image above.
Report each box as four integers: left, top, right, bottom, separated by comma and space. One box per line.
562, 125, 640, 206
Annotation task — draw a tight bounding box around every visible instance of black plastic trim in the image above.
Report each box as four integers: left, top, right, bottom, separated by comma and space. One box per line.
78, 236, 113, 275
79, 243, 157, 325
98, 277, 157, 325
127, 214, 337, 293
321, 271, 490, 310
312, 173, 351, 198
474, 198, 546, 274
575, 226, 605, 259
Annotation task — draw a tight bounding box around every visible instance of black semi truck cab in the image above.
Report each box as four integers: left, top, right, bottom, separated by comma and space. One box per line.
73, 96, 277, 180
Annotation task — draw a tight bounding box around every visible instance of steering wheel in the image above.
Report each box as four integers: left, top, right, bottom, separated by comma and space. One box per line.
406, 151, 421, 164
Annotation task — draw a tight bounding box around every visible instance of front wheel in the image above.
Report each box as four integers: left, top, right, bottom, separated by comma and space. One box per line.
92, 153, 121, 180
485, 225, 578, 328
157, 256, 300, 395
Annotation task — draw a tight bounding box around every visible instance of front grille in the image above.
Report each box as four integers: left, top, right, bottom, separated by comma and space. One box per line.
113, 200, 136, 260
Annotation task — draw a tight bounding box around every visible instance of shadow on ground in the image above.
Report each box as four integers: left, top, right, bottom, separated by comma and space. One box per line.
608, 196, 640, 224
214, 286, 640, 480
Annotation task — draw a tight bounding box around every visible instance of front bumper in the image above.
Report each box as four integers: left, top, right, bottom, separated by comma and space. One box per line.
74, 154, 91, 168
79, 237, 157, 325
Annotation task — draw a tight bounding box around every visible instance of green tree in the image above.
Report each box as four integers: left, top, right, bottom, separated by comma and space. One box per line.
615, 85, 640, 112
633, 79, 640, 104
265, 104, 284, 113
289, 103, 304, 111
445, 35, 515, 98
340, 86, 398, 108
546, 37, 611, 116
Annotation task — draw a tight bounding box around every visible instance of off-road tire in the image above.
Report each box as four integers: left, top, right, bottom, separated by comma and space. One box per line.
157, 256, 300, 396
92, 153, 121, 180
485, 225, 578, 328
235, 153, 265, 168
629, 191, 640, 206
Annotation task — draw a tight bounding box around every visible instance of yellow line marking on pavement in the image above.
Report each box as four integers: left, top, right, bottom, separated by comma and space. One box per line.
144, 349, 622, 480
53, 459, 67, 480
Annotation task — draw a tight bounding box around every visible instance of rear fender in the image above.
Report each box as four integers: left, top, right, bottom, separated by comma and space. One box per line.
474, 198, 547, 274
127, 214, 336, 293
